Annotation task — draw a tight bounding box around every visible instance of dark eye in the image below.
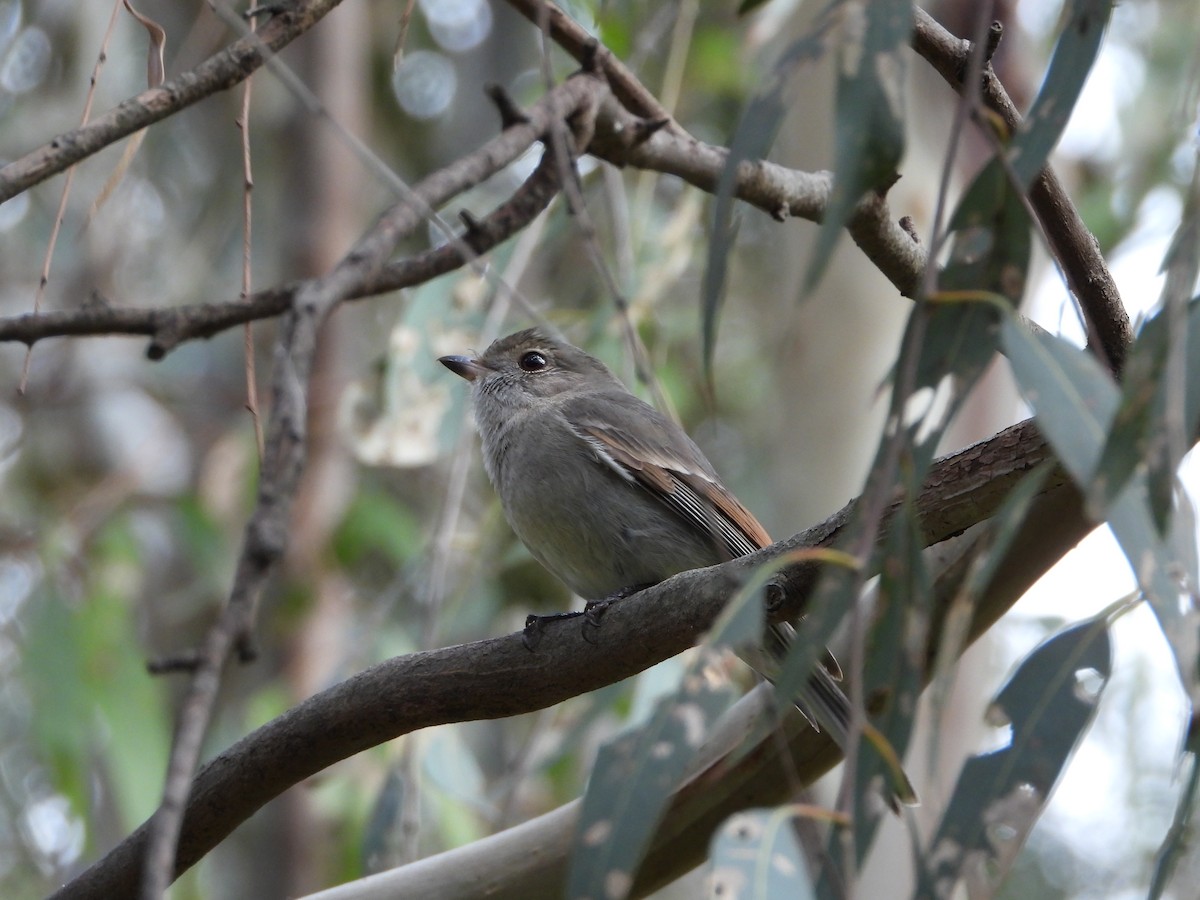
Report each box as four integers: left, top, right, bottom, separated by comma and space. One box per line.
518, 350, 548, 372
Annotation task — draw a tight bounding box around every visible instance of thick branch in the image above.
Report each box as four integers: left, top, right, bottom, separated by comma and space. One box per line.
309, 485, 1088, 900
52, 417, 1058, 899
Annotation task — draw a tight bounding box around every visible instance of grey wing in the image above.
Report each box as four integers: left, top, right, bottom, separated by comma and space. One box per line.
559, 390, 772, 559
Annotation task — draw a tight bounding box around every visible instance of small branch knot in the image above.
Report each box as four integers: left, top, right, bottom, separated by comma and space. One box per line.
763, 580, 787, 613
579, 38, 601, 74
458, 209, 484, 237
632, 116, 670, 145
484, 83, 529, 129
899, 216, 921, 244
984, 21, 1004, 64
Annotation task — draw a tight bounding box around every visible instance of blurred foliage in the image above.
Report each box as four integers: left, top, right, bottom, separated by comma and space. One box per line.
0, 0, 1199, 898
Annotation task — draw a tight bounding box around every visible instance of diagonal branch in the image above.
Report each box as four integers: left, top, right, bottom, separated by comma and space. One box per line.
504, 0, 678, 130
52, 416, 1059, 899
0, 77, 598, 356
299, 488, 1090, 900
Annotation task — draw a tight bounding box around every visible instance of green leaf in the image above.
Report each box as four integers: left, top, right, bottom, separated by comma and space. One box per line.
1004, 315, 1199, 713
822, 498, 929, 883
709, 808, 817, 898
362, 766, 405, 875
806, 0, 910, 291
1145, 157, 1200, 532
774, 167, 1031, 797
774, 173, 1031, 872
927, 463, 1058, 759
567, 644, 740, 900
942, 162, 1032, 300
565, 580, 767, 897
1001, 318, 1119, 485
1007, 0, 1113, 188
1106, 483, 1191, 677
1088, 308, 1172, 516
918, 613, 1113, 898
23, 552, 170, 832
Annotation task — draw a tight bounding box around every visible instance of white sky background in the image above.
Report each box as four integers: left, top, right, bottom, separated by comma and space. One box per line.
985, 2, 1199, 894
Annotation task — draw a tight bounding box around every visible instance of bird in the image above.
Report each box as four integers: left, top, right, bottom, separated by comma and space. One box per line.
440, 327, 914, 806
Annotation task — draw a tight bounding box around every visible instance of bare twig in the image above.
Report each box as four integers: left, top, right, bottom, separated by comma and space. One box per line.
0, 0, 344, 203
19, 0, 125, 393
0, 81, 590, 355
238, 7, 265, 460
505, 0, 679, 131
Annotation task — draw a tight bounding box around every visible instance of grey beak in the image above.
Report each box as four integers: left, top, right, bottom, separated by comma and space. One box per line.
439, 355, 493, 382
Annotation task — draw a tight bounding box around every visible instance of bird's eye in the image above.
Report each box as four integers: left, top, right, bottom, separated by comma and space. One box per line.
518, 350, 548, 372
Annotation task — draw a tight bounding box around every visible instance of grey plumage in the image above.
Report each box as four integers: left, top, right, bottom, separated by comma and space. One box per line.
441, 328, 913, 805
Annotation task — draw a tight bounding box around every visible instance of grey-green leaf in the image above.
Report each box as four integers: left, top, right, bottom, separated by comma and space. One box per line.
710, 808, 817, 899
917, 614, 1112, 898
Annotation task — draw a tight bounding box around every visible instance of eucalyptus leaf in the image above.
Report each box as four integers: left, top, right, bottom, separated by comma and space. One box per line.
917, 614, 1112, 899
710, 808, 817, 899
567, 649, 740, 899
805, 0, 910, 291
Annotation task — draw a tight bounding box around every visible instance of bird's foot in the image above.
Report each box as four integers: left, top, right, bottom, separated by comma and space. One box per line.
522, 611, 583, 651
581, 583, 653, 642
522, 584, 654, 650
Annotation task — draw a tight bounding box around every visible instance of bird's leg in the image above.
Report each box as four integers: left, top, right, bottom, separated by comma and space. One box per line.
581, 583, 654, 640
522, 584, 655, 650
522, 611, 584, 651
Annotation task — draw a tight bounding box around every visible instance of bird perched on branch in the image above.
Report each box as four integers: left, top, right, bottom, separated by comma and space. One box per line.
440, 327, 914, 807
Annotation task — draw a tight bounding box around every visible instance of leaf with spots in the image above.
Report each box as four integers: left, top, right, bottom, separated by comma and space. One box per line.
709, 808, 817, 899
916, 610, 1114, 899
566, 574, 785, 898
1007, 0, 1112, 189
567, 606, 752, 898
1088, 295, 1200, 531
1002, 317, 1198, 709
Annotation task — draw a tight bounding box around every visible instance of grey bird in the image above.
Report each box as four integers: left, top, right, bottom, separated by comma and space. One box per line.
440, 327, 915, 805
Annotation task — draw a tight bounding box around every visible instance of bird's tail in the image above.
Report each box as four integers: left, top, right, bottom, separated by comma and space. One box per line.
763, 622, 918, 809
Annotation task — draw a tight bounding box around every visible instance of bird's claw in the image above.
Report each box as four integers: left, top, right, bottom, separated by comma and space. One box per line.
522, 614, 545, 652
581, 600, 610, 644
522, 585, 651, 650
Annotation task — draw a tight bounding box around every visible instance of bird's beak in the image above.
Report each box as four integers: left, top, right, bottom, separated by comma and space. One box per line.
439, 354, 493, 382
